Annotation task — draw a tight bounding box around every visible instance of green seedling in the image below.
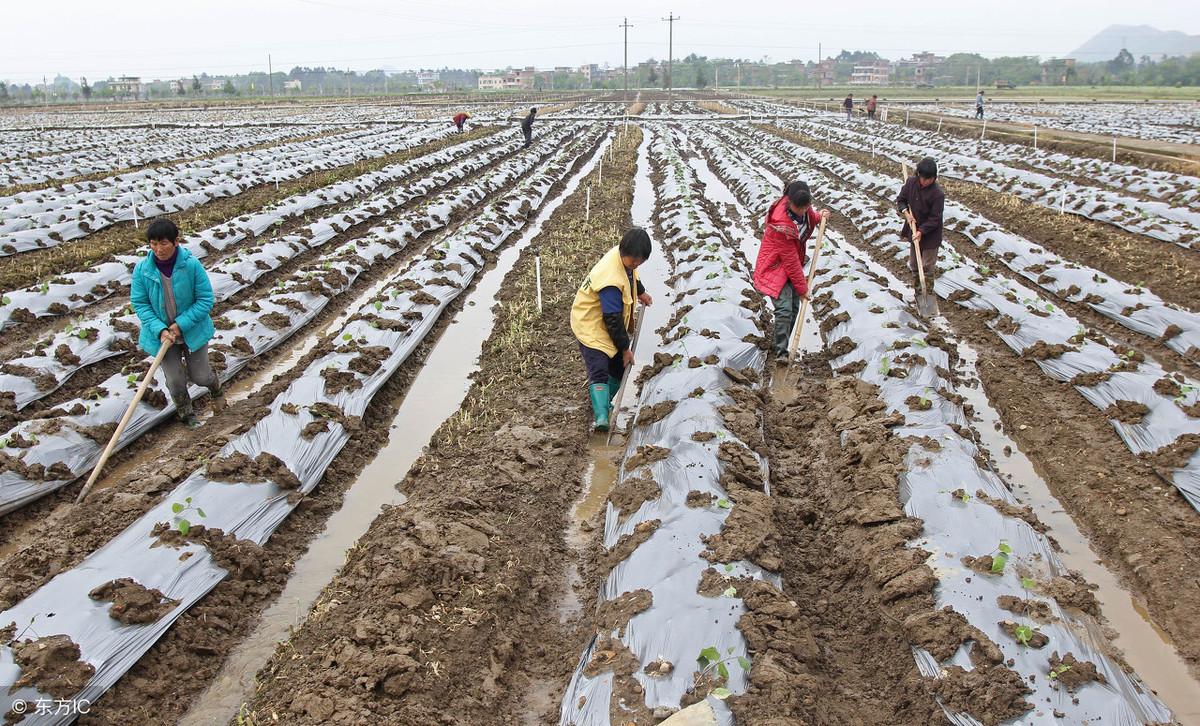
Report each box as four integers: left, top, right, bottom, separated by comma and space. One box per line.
1014, 624, 1034, 647
126, 374, 138, 384
39, 282, 49, 295
991, 540, 1013, 573
722, 586, 737, 597
77, 328, 89, 340
1021, 576, 1037, 590
1048, 664, 1073, 681
1, 296, 9, 305
342, 333, 353, 342
879, 356, 891, 376
723, 563, 735, 573
374, 301, 383, 312
716, 498, 731, 509
0, 437, 9, 449
170, 496, 206, 535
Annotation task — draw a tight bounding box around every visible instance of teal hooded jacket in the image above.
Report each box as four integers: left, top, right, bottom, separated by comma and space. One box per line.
130, 246, 215, 356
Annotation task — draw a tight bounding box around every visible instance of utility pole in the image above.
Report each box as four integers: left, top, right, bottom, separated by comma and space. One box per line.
975, 64, 980, 92
268, 54, 274, 97
43, 75, 49, 112
620, 18, 633, 104
663, 12, 679, 106
817, 43, 822, 89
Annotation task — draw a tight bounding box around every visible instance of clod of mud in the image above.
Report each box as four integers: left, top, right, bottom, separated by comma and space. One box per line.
206, 450, 302, 489
975, 491, 1047, 533
9, 634, 97, 699
996, 595, 1054, 621
259, 311, 293, 330
595, 589, 652, 637
1070, 370, 1113, 387
998, 620, 1049, 649
701, 490, 780, 570
636, 399, 678, 427
636, 352, 682, 389
625, 445, 670, 471
149, 523, 267, 580
928, 664, 1033, 725
691, 431, 716, 443
905, 394, 933, 411
1048, 651, 1107, 691
1021, 341, 1075, 361
603, 519, 661, 572
1154, 375, 1185, 398
1041, 575, 1100, 617
721, 366, 759, 386
88, 577, 179, 625
320, 367, 363, 395
607, 474, 661, 518
686, 490, 718, 508
581, 635, 655, 724
904, 607, 1004, 665
1104, 399, 1150, 425
994, 315, 1021, 335
717, 440, 764, 491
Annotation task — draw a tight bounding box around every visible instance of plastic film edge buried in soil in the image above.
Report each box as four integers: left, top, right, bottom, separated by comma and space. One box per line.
559, 123, 769, 726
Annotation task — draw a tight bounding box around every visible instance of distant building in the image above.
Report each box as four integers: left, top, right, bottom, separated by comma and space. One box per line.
895, 51, 945, 85
416, 71, 440, 87
109, 76, 143, 99
283, 79, 302, 92
1041, 58, 1076, 85
850, 60, 892, 85
169, 79, 186, 95
207, 79, 226, 92
809, 59, 836, 86
477, 67, 535, 91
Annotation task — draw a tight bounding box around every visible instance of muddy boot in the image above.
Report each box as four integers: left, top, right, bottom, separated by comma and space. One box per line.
209, 381, 226, 413
174, 395, 200, 430
589, 383, 611, 432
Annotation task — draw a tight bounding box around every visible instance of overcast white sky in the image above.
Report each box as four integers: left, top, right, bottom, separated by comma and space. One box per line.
4, 0, 1198, 84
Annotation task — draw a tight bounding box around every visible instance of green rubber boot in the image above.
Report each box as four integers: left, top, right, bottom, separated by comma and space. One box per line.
589, 383, 611, 432
607, 376, 621, 403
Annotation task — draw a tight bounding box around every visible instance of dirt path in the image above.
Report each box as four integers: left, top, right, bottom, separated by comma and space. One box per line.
822, 208, 1200, 683
242, 130, 640, 724
761, 124, 1200, 313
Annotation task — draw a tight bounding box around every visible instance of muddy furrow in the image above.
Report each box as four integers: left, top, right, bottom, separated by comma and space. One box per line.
0, 125, 611, 726
241, 130, 640, 725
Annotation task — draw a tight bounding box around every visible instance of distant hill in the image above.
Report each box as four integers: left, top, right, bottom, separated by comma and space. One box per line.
1070, 24, 1200, 61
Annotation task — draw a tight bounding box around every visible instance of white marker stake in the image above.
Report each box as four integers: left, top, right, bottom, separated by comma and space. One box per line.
1060, 188, 1066, 215
586, 186, 591, 223
905, 109, 909, 127
937, 115, 943, 133
1112, 136, 1117, 163
535, 252, 543, 313
131, 188, 139, 230
980, 119, 987, 141
274, 161, 279, 190
598, 158, 603, 185
1033, 124, 1038, 150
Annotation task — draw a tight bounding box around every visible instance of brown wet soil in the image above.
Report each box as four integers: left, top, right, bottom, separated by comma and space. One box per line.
7, 634, 96, 701
729, 357, 947, 726
88, 577, 179, 625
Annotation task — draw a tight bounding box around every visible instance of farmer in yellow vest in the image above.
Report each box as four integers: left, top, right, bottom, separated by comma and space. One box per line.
570, 228, 653, 431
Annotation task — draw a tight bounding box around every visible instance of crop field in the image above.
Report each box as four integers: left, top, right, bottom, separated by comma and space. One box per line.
0, 91, 1198, 725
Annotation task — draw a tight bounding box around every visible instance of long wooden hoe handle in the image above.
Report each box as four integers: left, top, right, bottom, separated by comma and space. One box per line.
76, 343, 171, 503
904, 208, 930, 298
786, 217, 828, 365
605, 304, 647, 446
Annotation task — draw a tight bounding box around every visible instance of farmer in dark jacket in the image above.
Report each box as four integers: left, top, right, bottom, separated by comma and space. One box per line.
521, 107, 537, 147
131, 218, 223, 429
896, 157, 945, 288
843, 94, 854, 121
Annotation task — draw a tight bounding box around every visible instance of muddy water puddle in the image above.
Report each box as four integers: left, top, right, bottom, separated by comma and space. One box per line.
179, 134, 615, 726
955, 338, 1200, 724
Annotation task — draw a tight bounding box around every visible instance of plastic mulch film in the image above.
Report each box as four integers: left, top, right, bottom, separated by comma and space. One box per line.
0, 122, 586, 517
0, 125, 444, 257
719, 122, 1200, 363
0, 124, 609, 726
770, 116, 1200, 250
706, 123, 1200, 511
810, 234, 1172, 724
559, 124, 768, 726
0, 126, 502, 328
685, 123, 1172, 723
0, 130, 522, 408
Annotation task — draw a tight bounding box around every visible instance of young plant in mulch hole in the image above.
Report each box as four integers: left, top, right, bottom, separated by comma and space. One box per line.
694, 645, 751, 700
170, 496, 206, 535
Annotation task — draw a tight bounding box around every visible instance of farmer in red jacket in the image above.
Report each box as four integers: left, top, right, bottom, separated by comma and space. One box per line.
452, 112, 469, 132
753, 181, 830, 363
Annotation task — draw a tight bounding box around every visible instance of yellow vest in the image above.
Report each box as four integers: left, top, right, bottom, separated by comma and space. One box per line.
570, 245, 639, 357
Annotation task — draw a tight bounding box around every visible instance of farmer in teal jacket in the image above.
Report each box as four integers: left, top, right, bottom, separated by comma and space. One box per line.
131, 218, 223, 428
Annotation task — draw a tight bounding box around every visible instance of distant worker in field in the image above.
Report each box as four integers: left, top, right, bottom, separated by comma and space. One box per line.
571, 228, 654, 432
753, 181, 830, 364
131, 218, 224, 429
843, 93, 854, 121
975, 90, 985, 119
896, 157, 945, 291
453, 111, 469, 132
866, 94, 878, 121
521, 107, 537, 147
